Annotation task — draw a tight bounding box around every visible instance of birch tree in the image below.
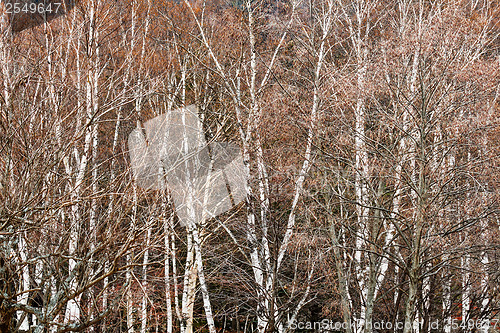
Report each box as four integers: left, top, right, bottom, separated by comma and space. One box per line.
155, 1, 323, 331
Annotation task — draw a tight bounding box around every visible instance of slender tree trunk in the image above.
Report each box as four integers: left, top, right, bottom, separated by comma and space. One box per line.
140, 220, 152, 333
403, 117, 426, 333
330, 218, 353, 333
127, 183, 138, 333
0, 4, 11, 125
461, 251, 471, 324
353, 43, 370, 333
88, 80, 99, 333
165, 216, 173, 333
192, 227, 216, 333
17, 232, 30, 331
171, 211, 181, 330
479, 248, 489, 333
181, 231, 196, 333
442, 252, 451, 333
161, 172, 173, 333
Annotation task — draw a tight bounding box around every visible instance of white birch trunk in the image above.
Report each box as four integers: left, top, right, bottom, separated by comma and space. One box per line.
353, 61, 369, 332
0, 5, 11, 124
171, 222, 181, 327
164, 75, 182, 333
331, 184, 354, 333
403, 38, 425, 333
461, 254, 471, 324
102, 106, 121, 331
140, 222, 152, 333
65, 0, 101, 324
443, 154, 454, 332
88, 95, 99, 333
245, 3, 271, 331
165, 219, 173, 333
17, 232, 30, 331
479, 226, 490, 333
401, 30, 422, 333
126, 260, 135, 333
192, 227, 217, 333
127, 182, 138, 333
160, 173, 173, 333
353, 40, 370, 333
65, 104, 92, 324
478, 91, 496, 332
178, 64, 196, 333
180, 76, 217, 331
274, 2, 331, 330
181, 231, 196, 333
341, 1, 381, 330
479, 250, 489, 333
126, 1, 149, 329
442, 253, 451, 333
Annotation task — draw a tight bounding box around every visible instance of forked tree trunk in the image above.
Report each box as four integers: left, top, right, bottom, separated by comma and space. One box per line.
192, 227, 216, 333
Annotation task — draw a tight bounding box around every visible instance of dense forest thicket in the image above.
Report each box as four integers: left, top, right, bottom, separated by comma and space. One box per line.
0, 0, 499, 332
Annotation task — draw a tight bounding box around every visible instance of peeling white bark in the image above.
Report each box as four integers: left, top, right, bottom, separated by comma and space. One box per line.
18, 232, 30, 331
